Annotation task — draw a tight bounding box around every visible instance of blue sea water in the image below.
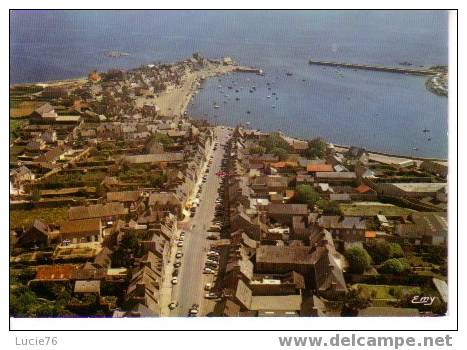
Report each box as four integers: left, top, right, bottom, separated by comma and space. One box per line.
10, 10, 449, 158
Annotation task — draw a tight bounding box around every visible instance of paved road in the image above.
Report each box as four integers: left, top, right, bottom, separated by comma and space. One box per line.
171, 127, 231, 316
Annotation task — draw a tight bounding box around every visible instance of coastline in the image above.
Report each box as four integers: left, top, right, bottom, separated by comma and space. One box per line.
10, 60, 447, 162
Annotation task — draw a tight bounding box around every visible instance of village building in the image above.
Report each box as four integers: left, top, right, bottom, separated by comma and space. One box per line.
60, 218, 103, 244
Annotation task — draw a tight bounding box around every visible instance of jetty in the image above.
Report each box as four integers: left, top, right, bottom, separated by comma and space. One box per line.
235, 67, 264, 75
308, 60, 438, 76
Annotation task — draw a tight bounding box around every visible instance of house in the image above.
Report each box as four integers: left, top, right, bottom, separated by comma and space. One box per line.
317, 216, 367, 242
267, 203, 308, 225
16, 219, 51, 248
35, 145, 70, 163
60, 218, 103, 244
376, 182, 447, 199
310, 230, 347, 298
395, 213, 447, 246
31, 264, 79, 283
10, 166, 35, 193
148, 192, 183, 219
250, 295, 303, 315
249, 271, 305, 296
251, 175, 289, 194
307, 163, 334, 174
142, 103, 160, 117
106, 191, 142, 209
42, 86, 70, 99
126, 265, 161, 315
255, 245, 316, 275
420, 160, 448, 179
123, 153, 184, 165
73, 280, 101, 296
68, 202, 129, 221
30, 103, 55, 119
230, 212, 265, 241
26, 138, 46, 151
315, 172, 357, 184
41, 130, 57, 143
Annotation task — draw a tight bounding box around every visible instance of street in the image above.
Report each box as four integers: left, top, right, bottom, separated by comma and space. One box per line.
170, 126, 231, 316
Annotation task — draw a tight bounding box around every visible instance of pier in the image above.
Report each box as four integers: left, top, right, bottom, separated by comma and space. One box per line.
308, 60, 438, 76
234, 66, 264, 75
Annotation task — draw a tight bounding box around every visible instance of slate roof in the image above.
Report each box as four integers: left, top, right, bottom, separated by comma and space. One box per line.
69, 203, 128, 220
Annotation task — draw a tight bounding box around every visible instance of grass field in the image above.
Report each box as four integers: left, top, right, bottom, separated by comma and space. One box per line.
353, 284, 421, 300
340, 203, 416, 216
10, 207, 69, 228
10, 100, 41, 118
10, 119, 26, 141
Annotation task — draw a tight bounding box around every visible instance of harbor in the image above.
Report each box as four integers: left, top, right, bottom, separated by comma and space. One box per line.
308, 59, 439, 76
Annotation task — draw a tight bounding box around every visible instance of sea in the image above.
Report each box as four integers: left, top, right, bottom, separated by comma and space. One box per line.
10, 10, 449, 158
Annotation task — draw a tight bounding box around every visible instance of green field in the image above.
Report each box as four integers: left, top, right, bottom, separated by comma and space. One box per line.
10, 119, 26, 141
10, 207, 69, 229
353, 284, 421, 300
340, 203, 416, 217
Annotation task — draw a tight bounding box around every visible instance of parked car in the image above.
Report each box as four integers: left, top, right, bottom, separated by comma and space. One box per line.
205, 292, 219, 300
171, 277, 178, 285
172, 269, 179, 277
174, 261, 181, 268
176, 252, 183, 259
168, 302, 178, 310
207, 234, 219, 240
177, 241, 184, 247
203, 268, 215, 274
188, 304, 199, 316
204, 283, 212, 291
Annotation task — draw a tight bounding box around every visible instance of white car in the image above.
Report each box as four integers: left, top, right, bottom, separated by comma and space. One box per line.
204, 283, 212, 291
176, 252, 183, 259
205, 293, 219, 299
179, 236, 185, 241
177, 241, 183, 247
171, 277, 178, 285
208, 251, 220, 256
188, 308, 199, 316
203, 268, 215, 274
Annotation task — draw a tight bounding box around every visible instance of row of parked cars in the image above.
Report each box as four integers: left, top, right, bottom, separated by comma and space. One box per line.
170, 231, 186, 286
203, 247, 221, 300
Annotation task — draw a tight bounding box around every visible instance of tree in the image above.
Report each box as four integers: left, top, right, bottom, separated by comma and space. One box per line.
370, 241, 405, 264
389, 243, 404, 258
153, 133, 173, 146
150, 173, 167, 188
345, 246, 372, 274
379, 258, 410, 275
305, 138, 327, 158
340, 288, 371, 316
316, 199, 343, 215
271, 147, 289, 161
248, 145, 266, 155
112, 231, 140, 268
370, 241, 392, 264
295, 184, 321, 207
259, 132, 291, 152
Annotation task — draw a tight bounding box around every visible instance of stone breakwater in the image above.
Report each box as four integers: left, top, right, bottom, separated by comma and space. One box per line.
309, 59, 448, 97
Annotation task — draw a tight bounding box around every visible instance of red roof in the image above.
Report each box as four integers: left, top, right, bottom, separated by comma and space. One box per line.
306, 164, 333, 172
35, 264, 79, 280
355, 184, 372, 193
